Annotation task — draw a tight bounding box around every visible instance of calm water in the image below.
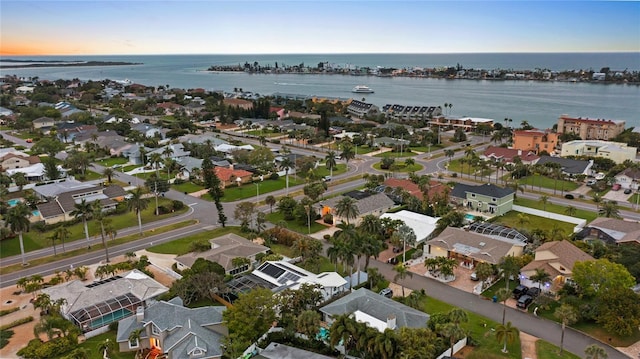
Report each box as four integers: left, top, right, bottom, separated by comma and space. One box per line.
2, 53, 639, 129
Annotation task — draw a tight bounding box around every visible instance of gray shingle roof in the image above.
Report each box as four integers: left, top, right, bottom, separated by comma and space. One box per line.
320, 288, 429, 330
451, 183, 514, 199
536, 156, 592, 175
321, 192, 395, 216
174, 233, 268, 271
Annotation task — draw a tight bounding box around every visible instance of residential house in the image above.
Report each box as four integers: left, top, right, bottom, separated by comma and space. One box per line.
0, 151, 41, 171
174, 233, 269, 275
346, 99, 379, 118
319, 288, 429, 332
223, 98, 254, 110
557, 115, 626, 141
382, 104, 442, 122
132, 123, 164, 139
512, 129, 559, 154
575, 217, 640, 245
32, 116, 56, 129
519, 240, 593, 292
560, 140, 637, 164
256, 343, 334, 359
0, 106, 14, 117
36, 181, 126, 224
116, 297, 226, 359
148, 143, 191, 160
383, 178, 449, 202
42, 270, 169, 335
450, 183, 515, 216
175, 156, 204, 180
372, 137, 410, 148
536, 156, 593, 176
121, 144, 146, 165
56, 123, 98, 143
481, 146, 540, 165
214, 143, 254, 155
380, 210, 439, 245
425, 226, 526, 266
319, 191, 395, 225
227, 261, 347, 302
214, 166, 253, 188
614, 168, 640, 190
156, 102, 184, 116
429, 116, 493, 132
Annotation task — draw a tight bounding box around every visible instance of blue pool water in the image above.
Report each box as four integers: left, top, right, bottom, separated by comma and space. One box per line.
7, 199, 21, 207
89, 308, 132, 329
32, 210, 40, 217
464, 214, 476, 221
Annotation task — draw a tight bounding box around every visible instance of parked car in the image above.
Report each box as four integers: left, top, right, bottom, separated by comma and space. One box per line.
392, 247, 402, 253
586, 179, 597, 186
379, 288, 393, 298
470, 272, 479, 281
387, 257, 399, 265
624, 188, 632, 194
527, 287, 541, 298
564, 193, 575, 200
612, 184, 621, 191
512, 285, 529, 299
516, 295, 534, 309
323, 176, 332, 182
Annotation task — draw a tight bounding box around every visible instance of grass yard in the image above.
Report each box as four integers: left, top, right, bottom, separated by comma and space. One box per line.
513, 197, 597, 222
245, 129, 282, 138
422, 296, 522, 358
172, 181, 206, 193
409, 144, 444, 153
65, 330, 134, 359
572, 321, 640, 348
629, 193, 640, 206
373, 151, 417, 158
314, 163, 347, 177
122, 165, 140, 172
355, 145, 376, 155
0, 198, 188, 258
265, 211, 326, 234
446, 159, 492, 177
518, 175, 579, 192
373, 161, 423, 173
270, 243, 297, 258
97, 157, 129, 167
136, 171, 169, 181
76, 170, 104, 181
481, 278, 519, 300
147, 226, 244, 255
536, 340, 580, 359
489, 211, 575, 237
218, 177, 304, 202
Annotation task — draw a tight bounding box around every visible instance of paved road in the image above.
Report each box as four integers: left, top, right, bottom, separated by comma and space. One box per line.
0, 130, 34, 149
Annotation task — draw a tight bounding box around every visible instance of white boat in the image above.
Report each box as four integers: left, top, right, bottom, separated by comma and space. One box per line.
115, 78, 132, 85
352, 85, 374, 94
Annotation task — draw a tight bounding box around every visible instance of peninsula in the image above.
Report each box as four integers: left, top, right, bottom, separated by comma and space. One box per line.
0, 60, 142, 69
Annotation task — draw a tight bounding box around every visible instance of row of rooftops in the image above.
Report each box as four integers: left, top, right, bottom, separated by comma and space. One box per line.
382, 104, 441, 116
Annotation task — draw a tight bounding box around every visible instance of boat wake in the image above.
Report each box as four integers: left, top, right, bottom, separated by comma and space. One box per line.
274, 82, 309, 86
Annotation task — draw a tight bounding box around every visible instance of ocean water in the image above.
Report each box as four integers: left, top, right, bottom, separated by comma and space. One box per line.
1, 53, 639, 129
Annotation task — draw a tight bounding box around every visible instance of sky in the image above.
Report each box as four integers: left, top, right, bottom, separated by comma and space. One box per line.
1, 1, 639, 56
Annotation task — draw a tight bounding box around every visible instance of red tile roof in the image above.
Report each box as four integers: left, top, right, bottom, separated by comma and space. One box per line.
483, 146, 539, 163
384, 178, 448, 201
560, 116, 620, 126
214, 167, 252, 182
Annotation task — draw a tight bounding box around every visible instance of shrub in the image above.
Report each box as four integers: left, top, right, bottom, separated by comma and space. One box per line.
108, 321, 119, 331
411, 249, 423, 259
172, 200, 185, 210
271, 139, 281, 144
269, 173, 279, 180
263, 227, 302, 246
0, 329, 14, 349
17, 336, 77, 359
189, 239, 210, 252
323, 234, 331, 241
0, 316, 34, 331
323, 214, 333, 224
173, 178, 185, 185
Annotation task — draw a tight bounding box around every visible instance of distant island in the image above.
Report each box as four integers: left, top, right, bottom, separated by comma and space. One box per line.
0, 60, 142, 69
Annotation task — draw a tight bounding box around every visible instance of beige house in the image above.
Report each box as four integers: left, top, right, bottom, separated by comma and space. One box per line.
32, 116, 56, 129
0, 152, 41, 171
519, 240, 593, 292
319, 191, 395, 226
560, 140, 637, 164
174, 233, 269, 275
557, 115, 625, 141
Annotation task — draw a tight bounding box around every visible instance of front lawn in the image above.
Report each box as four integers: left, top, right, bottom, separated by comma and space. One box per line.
75, 170, 104, 181
0, 198, 188, 258
518, 175, 579, 192
172, 181, 206, 193
314, 163, 347, 177
97, 157, 129, 167
513, 197, 597, 222
446, 159, 492, 177
216, 177, 304, 202
147, 226, 244, 255
122, 165, 140, 172
265, 212, 326, 234
536, 340, 580, 359
67, 330, 134, 359
489, 211, 575, 237
481, 278, 519, 300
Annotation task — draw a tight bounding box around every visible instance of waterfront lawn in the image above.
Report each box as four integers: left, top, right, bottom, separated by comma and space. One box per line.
536, 340, 580, 359
373, 161, 424, 173
265, 212, 326, 234
0, 198, 187, 258
147, 226, 244, 255
217, 177, 304, 202
489, 211, 575, 236
518, 175, 579, 192
172, 181, 205, 193
97, 157, 129, 167
373, 151, 417, 158
513, 197, 597, 221
420, 295, 522, 358
67, 330, 134, 359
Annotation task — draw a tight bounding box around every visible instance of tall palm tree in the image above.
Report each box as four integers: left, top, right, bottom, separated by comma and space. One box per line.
439, 322, 465, 358
393, 264, 413, 297
128, 328, 144, 357
70, 199, 93, 249
139, 146, 148, 166
149, 152, 163, 177
554, 304, 577, 355
102, 167, 117, 184
325, 151, 337, 178
496, 288, 511, 325
564, 205, 577, 216
538, 195, 549, 212
53, 225, 70, 253
280, 157, 294, 195
5, 203, 31, 266
495, 321, 519, 353
335, 196, 359, 224
585, 344, 608, 359
499, 256, 521, 290
598, 200, 621, 219
92, 202, 110, 263
340, 142, 355, 166
127, 188, 149, 235
444, 149, 455, 163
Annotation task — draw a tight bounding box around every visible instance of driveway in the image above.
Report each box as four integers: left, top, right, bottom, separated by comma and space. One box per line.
603, 189, 633, 202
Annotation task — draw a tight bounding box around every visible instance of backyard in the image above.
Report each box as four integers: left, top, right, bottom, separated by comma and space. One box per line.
147, 226, 244, 255
265, 212, 326, 234
517, 175, 579, 193
513, 197, 597, 222
489, 211, 575, 237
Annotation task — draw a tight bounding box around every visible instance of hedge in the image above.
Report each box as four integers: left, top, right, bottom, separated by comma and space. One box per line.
0, 307, 19, 317
0, 316, 34, 331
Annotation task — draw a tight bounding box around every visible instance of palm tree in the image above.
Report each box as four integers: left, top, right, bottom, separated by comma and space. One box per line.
102, 167, 117, 184
5, 203, 31, 266
335, 196, 359, 224
598, 200, 621, 218
499, 256, 521, 290
585, 344, 608, 359
265, 195, 276, 213
516, 213, 530, 230
128, 328, 144, 356
280, 157, 294, 195
495, 321, 519, 353
71, 199, 93, 249
139, 146, 148, 166
53, 226, 70, 253
554, 304, 578, 354
149, 152, 163, 177
444, 149, 455, 163
325, 151, 337, 178
564, 205, 577, 216
128, 188, 149, 235
12, 172, 28, 192
496, 288, 511, 325
439, 322, 465, 358
592, 193, 602, 209
538, 195, 549, 211
98, 338, 114, 359
530, 268, 550, 291
92, 202, 110, 263
340, 142, 355, 166
393, 264, 413, 297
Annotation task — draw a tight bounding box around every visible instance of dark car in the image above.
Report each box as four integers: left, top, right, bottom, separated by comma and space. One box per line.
392, 247, 402, 253
527, 287, 541, 298
512, 285, 529, 299
624, 188, 632, 194
387, 257, 399, 265
516, 295, 534, 309
564, 194, 575, 199
379, 288, 393, 298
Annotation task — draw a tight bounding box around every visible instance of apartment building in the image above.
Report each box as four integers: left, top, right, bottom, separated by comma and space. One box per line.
557, 115, 625, 140
512, 129, 559, 154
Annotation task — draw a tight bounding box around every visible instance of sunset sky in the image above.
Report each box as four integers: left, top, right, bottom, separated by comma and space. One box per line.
1, 1, 639, 56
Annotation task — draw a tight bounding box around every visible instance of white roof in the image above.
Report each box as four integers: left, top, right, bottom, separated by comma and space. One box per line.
353, 310, 387, 332
6, 163, 45, 177
380, 210, 439, 243
214, 144, 254, 153
458, 117, 494, 123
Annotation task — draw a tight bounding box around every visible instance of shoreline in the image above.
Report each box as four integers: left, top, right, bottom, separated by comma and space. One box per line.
0, 61, 142, 69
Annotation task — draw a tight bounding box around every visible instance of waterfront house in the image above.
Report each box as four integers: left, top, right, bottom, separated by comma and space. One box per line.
450, 183, 515, 216
557, 115, 626, 141
512, 129, 558, 154
560, 140, 637, 164
346, 99, 379, 118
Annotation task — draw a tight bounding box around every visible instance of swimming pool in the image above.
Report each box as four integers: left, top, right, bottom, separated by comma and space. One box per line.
464, 214, 476, 221
32, 210, 40, 217
7, 199, 21, 207
89, 308, 132, 329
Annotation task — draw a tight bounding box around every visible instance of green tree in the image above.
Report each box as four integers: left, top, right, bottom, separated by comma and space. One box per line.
585, 344, 608, 359
265, 195, 276, 213
127, 188, 149, 235
495, 321, 519, 353
335, 196, 359, 224
496, 288, 511, 325
475, 262, 494, 289
564, 205, 577, 216
554, 304, 577, 354
598, 200, 621, 218
325, 151, 337, 178
572, 259, 636, 297
340, 141, 355, 165
296, 309, 321, 339
5, 203, 31, 266
127, 328, 144, 357
70, 199, 93, 249
499, 256, 522, 290
530, 268, 550, 291
538, 195, 549, 211
277, 196, 297, 220
223, 288, 276, 358
92, 202, 110, 263
595, 288, 640, 336
102, 167, 117, 184
11, 172, 28, 192
233, 201, 256, 232
438, 322, 466, 358
149, 152, 163, 177
393, 263, 413, 297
